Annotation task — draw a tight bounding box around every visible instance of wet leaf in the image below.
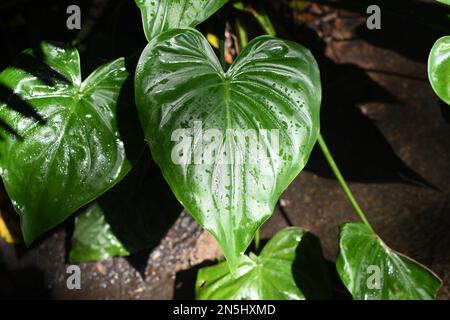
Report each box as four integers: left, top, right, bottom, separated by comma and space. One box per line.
69, 203, 129, 263
336, 222, 442, 300
0, 42, 131, 245
428, 36, 450, 105
68, 150, 182, 262
135, 0, 229, 41
196, 227, 332, 300
135, 29, 321, 270
437, 0, 450, 6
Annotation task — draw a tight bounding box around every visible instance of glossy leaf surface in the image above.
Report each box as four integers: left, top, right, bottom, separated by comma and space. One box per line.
135, 29, 321, 270
135, 0, 229, 41
196, 227, 332, 300
428, 36, 450, 105
337, 222, 442, 300
69, 203, 129, 263
0, 42, 131, 245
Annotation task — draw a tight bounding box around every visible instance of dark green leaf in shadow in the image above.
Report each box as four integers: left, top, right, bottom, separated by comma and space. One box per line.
69, 203, 129, 263
0, 42, 131, 245
135, 29, 321, 270
96, 151, 182, 253
428, 36, 450, 106
195, 227, 332, 300
69, 149, 182, 263
336, 222, 442, 300
135, 0, 229, 41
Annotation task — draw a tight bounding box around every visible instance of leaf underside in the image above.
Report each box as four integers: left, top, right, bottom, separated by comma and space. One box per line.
0, 42, 131, 245
336, 222, 442, 300
135, 28, 321, 270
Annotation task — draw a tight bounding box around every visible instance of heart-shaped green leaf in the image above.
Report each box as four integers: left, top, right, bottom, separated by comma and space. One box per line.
69, 203, 129, 263
135, 29, 321, 270
0, 42, 131, 245
337, 222, 442, 300
135, 0, 229, 41
196, 227, 332, 300
428, 36, 450, 105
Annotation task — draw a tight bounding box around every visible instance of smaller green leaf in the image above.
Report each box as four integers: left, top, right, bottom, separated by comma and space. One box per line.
437, 0, 450, 6
337, 222, 442, 300
428, 36, 450, 105
69, 203, 129, 264
135, 0, 229, 41
0, 42, 132, 245
233, 2, 276, 36
69, 151, 182, 262
196, 227, 332, 300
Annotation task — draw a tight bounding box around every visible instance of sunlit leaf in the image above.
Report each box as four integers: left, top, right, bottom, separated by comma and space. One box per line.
337, 222, 442, 300
0, 42, 131, 245
196, 227, 332, 300
428, 36, 450, 105
135, 29, 321, 270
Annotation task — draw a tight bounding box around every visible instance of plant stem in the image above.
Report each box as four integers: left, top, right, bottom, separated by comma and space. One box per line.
254, 228, 260, 251
317, 134, 374, 231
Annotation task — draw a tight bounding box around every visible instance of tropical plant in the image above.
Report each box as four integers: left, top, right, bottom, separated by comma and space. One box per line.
0, 0, 443, 300
428, 0, 450, 106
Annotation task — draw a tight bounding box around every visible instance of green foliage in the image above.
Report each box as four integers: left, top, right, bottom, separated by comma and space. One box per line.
337, 223, 442, 300
69, 203, 129, 263
0, 0, 442, 301
196, 227, 332, 300
135, 28, 321, 270
135, 0, 229, 41
69, 151, 182, 261
428, 36, 450, 105
233, 2, 276, 36
437, 0, 450, 6
0, 42, 131, 245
